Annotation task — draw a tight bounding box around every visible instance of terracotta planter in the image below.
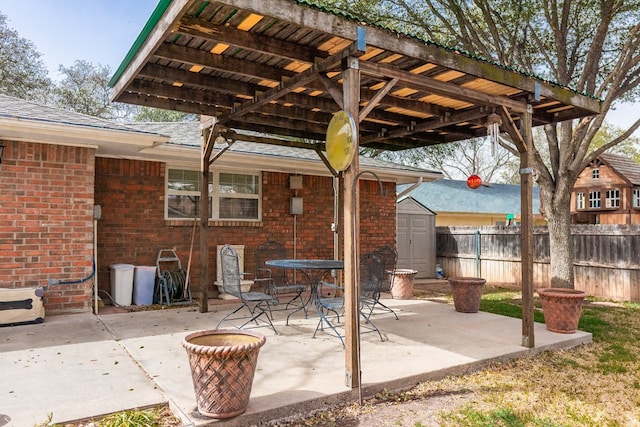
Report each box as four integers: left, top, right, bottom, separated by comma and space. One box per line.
390, 269, 418, 299
537, 288, 587, 334
182, 329, 266, 419
448, 277, 486, 313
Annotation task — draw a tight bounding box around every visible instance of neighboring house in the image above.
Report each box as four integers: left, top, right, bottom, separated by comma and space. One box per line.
400, 179, 544, 227
571, 153, 640, 225
0, 95, 441, 314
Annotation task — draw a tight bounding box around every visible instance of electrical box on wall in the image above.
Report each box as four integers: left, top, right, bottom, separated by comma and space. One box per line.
290, 197, 303, 215
290, 175, 303, 189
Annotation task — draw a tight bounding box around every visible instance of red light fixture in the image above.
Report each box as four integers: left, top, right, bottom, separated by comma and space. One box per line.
467, 174, 482, 189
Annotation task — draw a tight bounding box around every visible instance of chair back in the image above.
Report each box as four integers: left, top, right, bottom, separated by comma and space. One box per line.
255, 241, 288, 286
373, 245, 398, 292
360, 252, 385, 297
220, 244, 243, 297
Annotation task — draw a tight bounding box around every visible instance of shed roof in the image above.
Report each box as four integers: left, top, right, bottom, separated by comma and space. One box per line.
399, 179, 541, 215
598, 153, 640, 186
109, 0, 601, 151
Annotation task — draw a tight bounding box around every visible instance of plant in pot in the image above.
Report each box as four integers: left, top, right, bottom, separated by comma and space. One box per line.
536, 287, 587, 334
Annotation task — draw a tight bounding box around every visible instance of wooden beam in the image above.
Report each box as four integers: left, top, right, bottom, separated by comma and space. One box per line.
499, 106, 527, 153
177, 16, 327, 64
116, 91, 227, 116
361, 106, 489, 144
154, 42, 296, 82
359, 61, 528, 113
359, 78, 398, 123
199, 123, 215, 313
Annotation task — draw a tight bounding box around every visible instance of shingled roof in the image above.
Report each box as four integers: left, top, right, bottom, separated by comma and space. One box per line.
599, 153, 640, 186
399, 179, 541, 215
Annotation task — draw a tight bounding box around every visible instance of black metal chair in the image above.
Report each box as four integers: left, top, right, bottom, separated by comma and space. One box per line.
361, 244, 399, 320
254, 241, 307, 323
216, 244, 279, 334
313, 252, 385, 346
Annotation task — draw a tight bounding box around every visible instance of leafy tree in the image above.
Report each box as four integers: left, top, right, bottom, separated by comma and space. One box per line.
330, 0, 640, 288
52, 60, 135, 120
134, 106, 197, 122
0, 13, 51, 101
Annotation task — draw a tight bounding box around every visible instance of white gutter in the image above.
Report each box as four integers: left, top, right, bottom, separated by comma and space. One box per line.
396, 177, 423, 201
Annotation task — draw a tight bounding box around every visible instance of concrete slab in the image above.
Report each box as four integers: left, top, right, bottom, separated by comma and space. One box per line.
0, 299, 591, 427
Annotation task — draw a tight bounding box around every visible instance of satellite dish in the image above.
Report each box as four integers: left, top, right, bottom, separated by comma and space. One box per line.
326, 110, 357, 171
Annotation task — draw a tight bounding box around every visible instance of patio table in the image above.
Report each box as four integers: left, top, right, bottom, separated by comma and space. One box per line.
265, 259, 344, 324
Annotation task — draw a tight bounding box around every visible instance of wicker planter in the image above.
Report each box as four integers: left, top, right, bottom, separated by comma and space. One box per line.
182, 329, 266, 419
448, 277, 486, 313
537, 288, 587, 334
390, 269, 418, 299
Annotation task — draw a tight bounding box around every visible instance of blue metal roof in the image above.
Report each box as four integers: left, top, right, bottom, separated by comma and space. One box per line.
399, 179, 541, 215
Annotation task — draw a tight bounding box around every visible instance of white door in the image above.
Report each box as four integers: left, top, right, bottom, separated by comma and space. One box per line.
397, 213, 435, 278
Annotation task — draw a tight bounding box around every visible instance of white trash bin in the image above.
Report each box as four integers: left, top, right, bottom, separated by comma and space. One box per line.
134, 266, 157, 305
110, 264, 135, 306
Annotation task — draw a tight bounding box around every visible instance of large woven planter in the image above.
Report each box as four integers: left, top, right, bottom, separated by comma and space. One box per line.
182, 329, 266, 419
537, 288, 587, 334
390, 269, 418, 299
448, 277, 486, 313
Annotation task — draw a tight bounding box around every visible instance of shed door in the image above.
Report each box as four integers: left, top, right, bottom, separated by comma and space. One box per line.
397, 214, 434, 278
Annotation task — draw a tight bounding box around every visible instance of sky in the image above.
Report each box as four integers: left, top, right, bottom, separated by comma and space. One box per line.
0, 0, 158, 80
0, 0, 637, 133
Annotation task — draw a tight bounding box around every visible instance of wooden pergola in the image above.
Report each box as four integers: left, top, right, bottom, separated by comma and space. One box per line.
109, 0, 601, 389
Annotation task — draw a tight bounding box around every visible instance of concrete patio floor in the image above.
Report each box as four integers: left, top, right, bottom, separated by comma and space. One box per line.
0, 282, 592, 426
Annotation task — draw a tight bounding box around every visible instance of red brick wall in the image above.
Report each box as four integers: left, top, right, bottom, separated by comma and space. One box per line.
94, 158, 396, 298
0, 140, 95, 314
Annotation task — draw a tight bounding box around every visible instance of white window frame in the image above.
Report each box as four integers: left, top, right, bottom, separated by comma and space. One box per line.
576, 192, 585, 210
634, 189, 640, 208
589, 191, 601, 208
605, 189, 620, 208
166, 168, 262, 221
592, 168, 600, 179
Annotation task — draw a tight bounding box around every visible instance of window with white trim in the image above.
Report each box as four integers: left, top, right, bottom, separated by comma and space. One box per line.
576, 192, 585, 210
605, 189, 620, 208
589, 190, 601, 208
167, 168, 261, 221
634, 189, 640, 208
592, 168, 599, 179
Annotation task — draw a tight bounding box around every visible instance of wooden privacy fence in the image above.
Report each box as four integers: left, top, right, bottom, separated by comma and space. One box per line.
436, 225, 640, 302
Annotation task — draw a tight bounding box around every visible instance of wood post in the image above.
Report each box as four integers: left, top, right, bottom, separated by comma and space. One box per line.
342, 57, 361, 388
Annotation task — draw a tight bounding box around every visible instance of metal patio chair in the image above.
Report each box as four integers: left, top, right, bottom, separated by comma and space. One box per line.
313, 252, 385, 346
254, 241, 307, 322
216, 244, 279, 334
361, 244, 399, 320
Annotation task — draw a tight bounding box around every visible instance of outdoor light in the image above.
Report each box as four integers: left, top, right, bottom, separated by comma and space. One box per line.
0, 143, 4, 164
467, 174, 482, 189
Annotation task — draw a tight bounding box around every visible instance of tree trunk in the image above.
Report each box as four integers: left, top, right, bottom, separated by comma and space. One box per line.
545, 198, 575, 289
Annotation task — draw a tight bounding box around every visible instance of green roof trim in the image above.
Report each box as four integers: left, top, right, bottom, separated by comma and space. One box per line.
108, 0, 176, 87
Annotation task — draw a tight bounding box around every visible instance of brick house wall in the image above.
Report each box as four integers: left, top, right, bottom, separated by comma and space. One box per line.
94, 158, 396, 299
0, 140, 95, 314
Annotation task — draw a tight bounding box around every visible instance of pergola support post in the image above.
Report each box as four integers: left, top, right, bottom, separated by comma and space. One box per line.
199, 125, 213, 313
342, 56, 361, 389
519, 107, 535, 348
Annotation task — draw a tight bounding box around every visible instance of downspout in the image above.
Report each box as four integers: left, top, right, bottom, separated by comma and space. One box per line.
396, 177, 423, 201
475, 229, 481, 278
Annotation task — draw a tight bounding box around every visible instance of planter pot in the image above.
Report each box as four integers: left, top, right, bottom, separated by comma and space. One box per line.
448, 277, 486, 313
390, 269, 418, 299
182, 329, 266, 419
536, 288, 587, 334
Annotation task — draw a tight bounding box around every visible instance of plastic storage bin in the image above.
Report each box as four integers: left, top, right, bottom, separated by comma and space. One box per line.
110, 264, 135, 306
134, 266, 157, 305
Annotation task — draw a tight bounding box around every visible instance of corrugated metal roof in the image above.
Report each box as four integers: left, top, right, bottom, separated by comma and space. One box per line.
399, 179, 541, 214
